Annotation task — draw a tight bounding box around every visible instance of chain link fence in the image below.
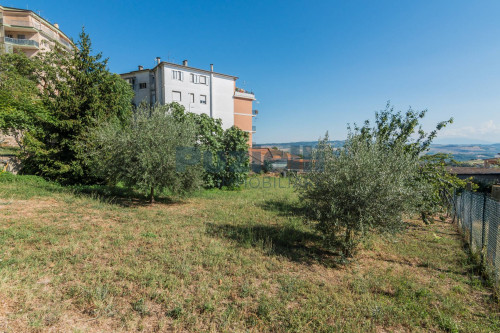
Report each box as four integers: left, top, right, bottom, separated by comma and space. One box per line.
453, 191, 500, 284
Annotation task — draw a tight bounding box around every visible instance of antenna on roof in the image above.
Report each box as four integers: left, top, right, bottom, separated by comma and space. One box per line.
166, 52, 175, 63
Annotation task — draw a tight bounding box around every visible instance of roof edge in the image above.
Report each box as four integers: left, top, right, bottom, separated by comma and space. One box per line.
119, 61, 239, 80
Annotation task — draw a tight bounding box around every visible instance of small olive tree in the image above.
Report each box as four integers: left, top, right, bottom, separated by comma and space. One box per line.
297, 132, 420, 257
296, 104, 456, 257
86, 104, 202, 203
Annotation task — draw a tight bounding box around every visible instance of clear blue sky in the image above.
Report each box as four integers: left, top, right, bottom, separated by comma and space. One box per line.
5, 0, 500, 144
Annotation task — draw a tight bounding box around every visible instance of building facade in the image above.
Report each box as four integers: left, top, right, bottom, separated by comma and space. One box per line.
120, 59, 256, 146
0, 5, 73, 58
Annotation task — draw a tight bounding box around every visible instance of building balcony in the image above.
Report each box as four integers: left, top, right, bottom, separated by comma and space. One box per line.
3, 18, 35, 27
58, 38, 72, 49
4, 37, 39, 48
252, 126, 256, 132
234, 88, 255, 100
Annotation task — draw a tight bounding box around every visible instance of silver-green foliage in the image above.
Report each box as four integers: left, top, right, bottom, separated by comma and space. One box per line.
87, 104, 202, 202
296, 132, 420, 257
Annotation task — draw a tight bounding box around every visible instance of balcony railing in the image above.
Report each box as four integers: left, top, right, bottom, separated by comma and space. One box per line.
252, 126, 256, 132
3, 19, 35, 28
252, 109, 259, 116
40, 25, 56, 39
59, 38, 72, 49
234, 90, 256, 100
4, 37, 39, 48
235, 87, 254, 95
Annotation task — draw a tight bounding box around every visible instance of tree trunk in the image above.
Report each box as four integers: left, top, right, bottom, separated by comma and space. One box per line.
343, 228, 353, 258
149, 186, 155, 204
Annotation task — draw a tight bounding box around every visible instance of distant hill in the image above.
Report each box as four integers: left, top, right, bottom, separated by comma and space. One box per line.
427, 143, 500, 161
255, 141, 500, 162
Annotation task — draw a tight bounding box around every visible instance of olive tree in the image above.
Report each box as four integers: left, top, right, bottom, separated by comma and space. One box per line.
296, 132, 420, 257
296, 104, 456, 257
86, 104, 202, 203
352, 104, 461, 224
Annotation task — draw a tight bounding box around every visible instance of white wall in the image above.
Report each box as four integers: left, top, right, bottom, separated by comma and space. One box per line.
135, 71, 152, 105
161, 64, 235, 129
122, 71, 151, 106
212, 74, 235, 129
121, 63, 236, 130
161, 64, 211, 116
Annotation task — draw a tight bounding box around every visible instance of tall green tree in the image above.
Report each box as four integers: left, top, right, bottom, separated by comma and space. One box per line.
297, 132, 420, 257
19, 28, 134, 184
352, 103, 464, 223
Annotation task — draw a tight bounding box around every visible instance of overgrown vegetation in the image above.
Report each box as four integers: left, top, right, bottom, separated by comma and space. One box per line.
0, 52, 50, 151
0, 30, 250, 191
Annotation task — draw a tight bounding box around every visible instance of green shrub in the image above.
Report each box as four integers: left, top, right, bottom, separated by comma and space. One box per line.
296, 104, 454, 257
85, 104, 203, 203
172, 104, 249, 189
296, 133, 420, 257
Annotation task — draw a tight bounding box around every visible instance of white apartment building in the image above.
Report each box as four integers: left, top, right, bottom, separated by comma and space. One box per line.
120, 59, 257, 145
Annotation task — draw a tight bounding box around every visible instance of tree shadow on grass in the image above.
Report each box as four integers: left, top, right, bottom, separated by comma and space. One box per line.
258, 198, 310, 218
205, 222, 342, 267
71, 185, 178, 207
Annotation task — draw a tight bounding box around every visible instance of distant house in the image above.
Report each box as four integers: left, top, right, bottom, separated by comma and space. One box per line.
484, 154, 500, 168
287, 159, 312, 172
249, 147, 305, 172
447, 167, 500, 186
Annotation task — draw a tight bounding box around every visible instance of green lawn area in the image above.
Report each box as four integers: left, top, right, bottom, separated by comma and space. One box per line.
0, 174, 499, 332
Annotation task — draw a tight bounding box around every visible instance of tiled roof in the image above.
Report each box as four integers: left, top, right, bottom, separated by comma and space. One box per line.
447, 167, 500, 175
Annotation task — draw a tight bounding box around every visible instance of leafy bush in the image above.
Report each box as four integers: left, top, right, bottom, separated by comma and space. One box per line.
417, 153, 469, 223
171, 104, 249, 189
296, 105, 455, 257
296, 132, 420, 257
85, 104, 203, 203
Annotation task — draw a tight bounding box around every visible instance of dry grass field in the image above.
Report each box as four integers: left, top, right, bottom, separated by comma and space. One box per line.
0, 174, 499, 332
